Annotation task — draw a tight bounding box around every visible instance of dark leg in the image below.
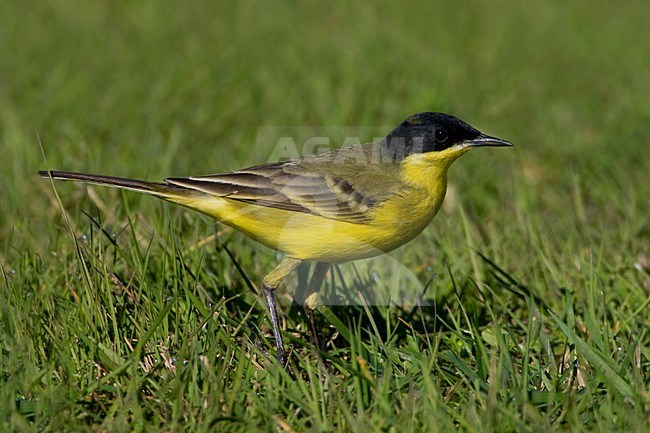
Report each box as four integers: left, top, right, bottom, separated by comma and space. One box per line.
292, 262, 311, 307
262, 258, 301, 367
263, 283, 288, 366
304, 307, 321, 349
303, 262, 331, 349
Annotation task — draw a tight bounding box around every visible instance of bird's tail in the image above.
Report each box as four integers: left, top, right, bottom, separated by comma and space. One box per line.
38, 170, 193, 199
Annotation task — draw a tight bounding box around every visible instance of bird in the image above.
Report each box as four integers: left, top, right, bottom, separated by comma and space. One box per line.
40, 112, 512, 366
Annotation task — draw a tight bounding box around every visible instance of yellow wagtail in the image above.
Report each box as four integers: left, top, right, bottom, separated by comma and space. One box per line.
40, 112, 512, 366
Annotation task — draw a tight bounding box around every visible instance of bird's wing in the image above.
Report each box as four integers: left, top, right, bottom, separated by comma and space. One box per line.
165, 144, 402, 224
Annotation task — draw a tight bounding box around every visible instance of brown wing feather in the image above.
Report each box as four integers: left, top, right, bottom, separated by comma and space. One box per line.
165, 144, 398, 224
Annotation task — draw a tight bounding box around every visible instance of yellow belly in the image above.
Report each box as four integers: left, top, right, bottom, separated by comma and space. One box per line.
171, 186, 443, 263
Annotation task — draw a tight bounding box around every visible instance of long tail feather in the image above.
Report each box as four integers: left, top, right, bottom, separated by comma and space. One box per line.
38, 170, 191, 198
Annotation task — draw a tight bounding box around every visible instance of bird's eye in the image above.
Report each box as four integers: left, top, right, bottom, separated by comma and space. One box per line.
434, 128, 448, 142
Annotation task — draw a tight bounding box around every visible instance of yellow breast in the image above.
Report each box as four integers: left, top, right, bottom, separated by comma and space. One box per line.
170, 148, 464, 262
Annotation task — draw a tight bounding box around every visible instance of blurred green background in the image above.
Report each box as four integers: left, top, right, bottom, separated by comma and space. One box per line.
2, 1, 649, 254
1, 1, 648, 431
2, 1, 649, 248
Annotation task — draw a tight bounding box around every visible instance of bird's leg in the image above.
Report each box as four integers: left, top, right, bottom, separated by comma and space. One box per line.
262, 257, 301, 366
293, 262, 312, 306
303, 262, 331, 350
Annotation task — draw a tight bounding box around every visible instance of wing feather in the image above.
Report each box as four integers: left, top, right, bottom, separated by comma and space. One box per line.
165, 144, 401, 224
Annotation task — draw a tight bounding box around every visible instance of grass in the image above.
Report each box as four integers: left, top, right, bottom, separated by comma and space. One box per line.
1, 1, 649, 431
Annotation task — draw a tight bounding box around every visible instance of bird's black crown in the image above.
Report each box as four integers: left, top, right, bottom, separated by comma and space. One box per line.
383, 112, 481, 159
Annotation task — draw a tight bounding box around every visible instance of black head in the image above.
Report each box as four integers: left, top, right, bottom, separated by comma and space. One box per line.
382, 112, 511, 160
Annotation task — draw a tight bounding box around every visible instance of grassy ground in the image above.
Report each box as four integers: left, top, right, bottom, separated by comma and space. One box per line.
1, 1, 649, 431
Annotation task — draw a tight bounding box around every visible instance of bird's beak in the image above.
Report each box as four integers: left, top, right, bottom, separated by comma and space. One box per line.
464, 133, 513, 147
